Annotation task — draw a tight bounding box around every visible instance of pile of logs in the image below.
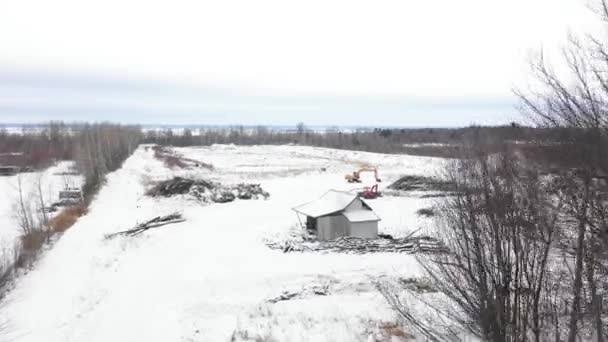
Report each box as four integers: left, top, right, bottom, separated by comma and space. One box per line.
105, 213, 186, 238
267, 235, 446, 254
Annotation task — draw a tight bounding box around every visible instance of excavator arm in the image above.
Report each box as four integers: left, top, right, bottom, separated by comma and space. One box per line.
345, 167, 381, 183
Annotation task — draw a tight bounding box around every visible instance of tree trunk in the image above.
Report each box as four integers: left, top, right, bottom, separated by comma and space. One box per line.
567, 217, 586, 342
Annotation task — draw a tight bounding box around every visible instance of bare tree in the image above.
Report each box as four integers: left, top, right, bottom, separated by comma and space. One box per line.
12, 174, 34, 235
515, 2, 608, 340
34, 173, 49, 232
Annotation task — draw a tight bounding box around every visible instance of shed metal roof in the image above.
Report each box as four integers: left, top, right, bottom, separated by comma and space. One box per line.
342, 210, 381, 222
293, 190, 358, 218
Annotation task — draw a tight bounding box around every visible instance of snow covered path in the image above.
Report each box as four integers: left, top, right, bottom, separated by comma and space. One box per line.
1, 145, 445, 342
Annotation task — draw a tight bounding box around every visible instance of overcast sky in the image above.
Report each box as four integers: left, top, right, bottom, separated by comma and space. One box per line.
0, 0, 598, 126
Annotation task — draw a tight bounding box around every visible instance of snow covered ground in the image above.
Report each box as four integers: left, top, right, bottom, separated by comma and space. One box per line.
0, 162, 83, 267
0, 145, 446, 342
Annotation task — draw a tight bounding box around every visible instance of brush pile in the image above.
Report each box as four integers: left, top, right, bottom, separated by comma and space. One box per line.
147, 177, 269, 203
388, 175, 457, 193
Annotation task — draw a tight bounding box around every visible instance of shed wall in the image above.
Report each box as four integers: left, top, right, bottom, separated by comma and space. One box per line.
349, 221, 378, 239
316, 214, 349, 241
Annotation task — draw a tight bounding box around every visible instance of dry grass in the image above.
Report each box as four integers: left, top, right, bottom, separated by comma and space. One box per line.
49, 205, 87, 233
16, 230, 49, 269
379, 322, 414, 341
20, 230, 48, 252
12, 205, 87, 270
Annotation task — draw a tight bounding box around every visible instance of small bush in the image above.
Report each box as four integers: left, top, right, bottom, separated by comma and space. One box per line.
49, 205, 87, 233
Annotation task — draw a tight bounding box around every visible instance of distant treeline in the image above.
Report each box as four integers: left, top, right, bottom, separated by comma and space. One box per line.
142, 123, 578, 157
0, 122, 74, 168
0, 122, 142, 200
2, 122, 586, 164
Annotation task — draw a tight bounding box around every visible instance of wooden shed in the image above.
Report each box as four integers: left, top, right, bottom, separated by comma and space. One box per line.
293, 190, 380, 241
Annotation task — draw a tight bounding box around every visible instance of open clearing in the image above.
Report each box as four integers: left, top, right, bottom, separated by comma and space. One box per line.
0, 145, 446, 342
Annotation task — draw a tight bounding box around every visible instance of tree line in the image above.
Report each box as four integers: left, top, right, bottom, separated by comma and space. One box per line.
142, 124, 579, 158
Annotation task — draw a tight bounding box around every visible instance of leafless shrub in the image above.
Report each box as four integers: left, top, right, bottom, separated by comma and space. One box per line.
383, 145, 565, 341
12, 175, 35, 235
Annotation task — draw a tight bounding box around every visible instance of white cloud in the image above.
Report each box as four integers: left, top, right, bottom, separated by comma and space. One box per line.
0, 0, 596, 97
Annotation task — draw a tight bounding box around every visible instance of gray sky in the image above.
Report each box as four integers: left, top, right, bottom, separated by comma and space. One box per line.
0, 0, 597, 126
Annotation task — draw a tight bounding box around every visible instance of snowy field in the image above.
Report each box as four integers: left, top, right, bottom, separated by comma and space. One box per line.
0, 145, 446, 342
0, 162, 82, 267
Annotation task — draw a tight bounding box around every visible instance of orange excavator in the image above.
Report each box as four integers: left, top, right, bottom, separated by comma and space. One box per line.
346, 166, 382, 199
345, 167, 381, 183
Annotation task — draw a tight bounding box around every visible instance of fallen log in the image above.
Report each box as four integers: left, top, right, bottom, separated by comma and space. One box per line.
105, 213, 185, 238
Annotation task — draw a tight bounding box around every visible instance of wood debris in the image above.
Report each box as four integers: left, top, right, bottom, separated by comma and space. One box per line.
105, 213, 185, 238
147, 177, 270, 203
267, 235, 445, 254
